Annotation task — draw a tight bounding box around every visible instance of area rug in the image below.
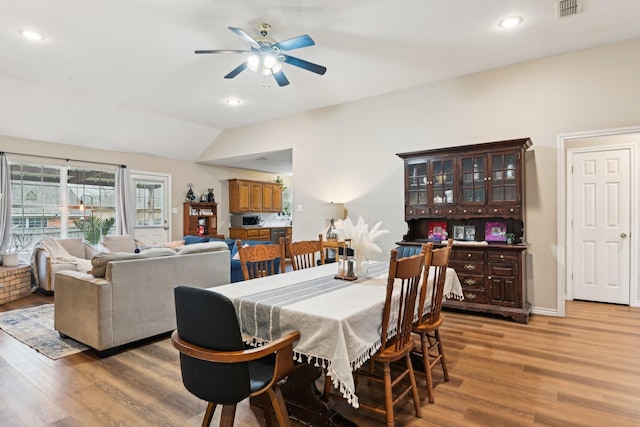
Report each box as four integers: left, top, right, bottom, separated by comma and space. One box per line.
0, 304, 89, 360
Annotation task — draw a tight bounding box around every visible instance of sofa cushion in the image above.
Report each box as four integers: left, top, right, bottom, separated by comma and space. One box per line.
207, 238, 236, 252
91, 248, 176, 278
184, 235, 210, 245
57, 238, 87, 259
100, 235, 137, 253
175, 241, 228, 255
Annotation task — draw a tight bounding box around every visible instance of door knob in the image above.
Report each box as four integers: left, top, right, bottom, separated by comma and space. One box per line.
620, 232, 628, 238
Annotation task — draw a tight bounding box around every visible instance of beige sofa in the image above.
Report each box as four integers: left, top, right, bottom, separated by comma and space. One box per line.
54, 243, 230, 356
33, 237, 100, 292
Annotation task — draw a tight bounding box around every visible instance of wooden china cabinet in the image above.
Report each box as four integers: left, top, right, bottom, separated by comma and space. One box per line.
397, 138, 532, 323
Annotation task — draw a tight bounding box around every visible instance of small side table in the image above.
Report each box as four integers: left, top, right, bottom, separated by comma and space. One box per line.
0, 264, 33, 305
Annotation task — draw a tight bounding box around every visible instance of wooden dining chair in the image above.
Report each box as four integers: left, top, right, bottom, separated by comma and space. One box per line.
412, 238, 453, 403
287, 234, 325, 270
172, 285, 300, 427
237, 237, 286, 280
353, 248, 425, 427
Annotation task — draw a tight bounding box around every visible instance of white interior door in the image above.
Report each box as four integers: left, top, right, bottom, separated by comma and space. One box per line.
571, 148, 630, 304
131, 172, 171, 245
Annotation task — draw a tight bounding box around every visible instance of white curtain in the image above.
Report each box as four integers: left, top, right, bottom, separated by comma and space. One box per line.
0, 153, 11, 253
115, 166, 135, 235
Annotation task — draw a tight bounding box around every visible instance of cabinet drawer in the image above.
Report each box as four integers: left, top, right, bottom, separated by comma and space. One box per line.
405, 207, 429, 217
450, 260, 485, 274
487, 252, 518, 263
461, 289, 485, 304
246, 229, 261, 238
458, 274, 484, 290
452, 249, 484, 261
259, 229, 271, 239
457, 206, 486, 216
487, 206, 520, 216
432, 207, 455, 216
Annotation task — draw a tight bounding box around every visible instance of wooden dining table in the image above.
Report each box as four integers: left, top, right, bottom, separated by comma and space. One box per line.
211, 261, 463, 426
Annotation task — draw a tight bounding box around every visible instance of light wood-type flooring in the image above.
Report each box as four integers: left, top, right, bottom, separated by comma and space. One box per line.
1, 292, 639, 426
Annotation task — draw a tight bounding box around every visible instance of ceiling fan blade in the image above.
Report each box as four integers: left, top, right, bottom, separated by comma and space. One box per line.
272, 35, 315, 51
228, 27, 260, 48
195, 49, 249, 54
224, 62, 248, 79
272, 70, 290, 87
281, 54, 327, 75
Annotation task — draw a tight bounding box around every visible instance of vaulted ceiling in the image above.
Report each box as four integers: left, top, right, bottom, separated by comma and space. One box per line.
1, 0, 640, 171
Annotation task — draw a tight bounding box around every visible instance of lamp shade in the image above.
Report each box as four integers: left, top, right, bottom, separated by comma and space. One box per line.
325, 202, 344, 220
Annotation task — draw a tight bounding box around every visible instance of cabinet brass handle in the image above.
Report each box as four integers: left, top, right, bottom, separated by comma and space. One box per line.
500, 254, 504, 259
509, 208, 515, 212
488, 275, 492, 280
464, 278, 477, 286
466, 293, 477, 300
463, 209, 468, 213
464, 264, 476, 271
494, 209, 498, 213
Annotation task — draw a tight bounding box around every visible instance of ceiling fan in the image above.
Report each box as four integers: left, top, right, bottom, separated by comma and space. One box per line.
195, 23, 327, 87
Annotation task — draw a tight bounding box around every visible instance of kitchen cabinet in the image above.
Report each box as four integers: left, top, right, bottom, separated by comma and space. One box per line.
230, 227, 272, 241
183, 202, 222, 238
397, 138, 532, 323
229, 179, 283, 213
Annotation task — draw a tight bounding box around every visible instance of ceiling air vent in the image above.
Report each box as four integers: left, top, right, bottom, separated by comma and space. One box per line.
556, 0, 582, 18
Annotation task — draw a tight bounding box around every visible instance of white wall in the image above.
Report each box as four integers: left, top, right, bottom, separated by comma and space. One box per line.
200, 38, 640, 313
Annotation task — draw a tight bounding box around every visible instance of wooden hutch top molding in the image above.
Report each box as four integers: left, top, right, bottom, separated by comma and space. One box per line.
396, 137, 532, 159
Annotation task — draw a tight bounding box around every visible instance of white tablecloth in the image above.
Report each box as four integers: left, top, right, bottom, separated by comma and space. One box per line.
211, 261, 462, 408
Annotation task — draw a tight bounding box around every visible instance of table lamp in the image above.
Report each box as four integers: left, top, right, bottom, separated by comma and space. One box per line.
325, 202, 344, 241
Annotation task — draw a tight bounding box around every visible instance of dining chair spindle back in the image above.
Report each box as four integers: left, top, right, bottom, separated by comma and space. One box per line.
412, 238, 453, 403
237, 237, 286, 280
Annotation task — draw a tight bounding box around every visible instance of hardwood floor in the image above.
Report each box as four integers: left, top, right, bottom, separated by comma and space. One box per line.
1, 293, 639, 426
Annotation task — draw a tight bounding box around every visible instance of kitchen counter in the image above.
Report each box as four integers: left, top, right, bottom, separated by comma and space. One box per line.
229, 226, 292, 242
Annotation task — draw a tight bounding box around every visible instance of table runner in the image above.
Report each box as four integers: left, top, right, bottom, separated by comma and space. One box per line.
211, 262, 463, 408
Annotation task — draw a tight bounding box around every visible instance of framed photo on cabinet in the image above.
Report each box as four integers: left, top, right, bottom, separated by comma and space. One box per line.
485, 221, 507, 241
428, 221, 447, 241
464, 225, 476, 241
453, 226, 465, 240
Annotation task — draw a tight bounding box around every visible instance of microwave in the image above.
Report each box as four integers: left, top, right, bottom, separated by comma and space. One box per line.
231, 215, 262, 227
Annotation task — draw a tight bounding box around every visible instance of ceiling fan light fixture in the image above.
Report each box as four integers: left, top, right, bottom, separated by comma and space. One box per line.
263, 54, 278, 69
225, 98, 241, 106
247, 54, 260, 71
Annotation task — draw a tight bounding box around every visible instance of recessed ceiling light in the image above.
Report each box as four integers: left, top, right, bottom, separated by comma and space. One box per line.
225, 98, 241, 106
498, 16, 523, 29
20, 30, 45, 41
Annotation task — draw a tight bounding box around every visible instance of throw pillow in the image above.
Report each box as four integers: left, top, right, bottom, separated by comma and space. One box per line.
100, 235, 137, 253
184, 235, 210, 245
91, 248, 176, 277
175, 241, 228, 255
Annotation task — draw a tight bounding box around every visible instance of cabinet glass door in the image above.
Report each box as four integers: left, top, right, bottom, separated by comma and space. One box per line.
490, 153, 517, 202
431, 158, 454, 205
461, 156, 485, 203
407, 161, 427, 205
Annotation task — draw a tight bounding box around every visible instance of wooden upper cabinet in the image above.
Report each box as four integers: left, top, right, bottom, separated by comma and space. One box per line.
229, 179, 283, 213
271, 185, 283, 213
250, 182, 263, 211
229, 179, 251, 213
398, 138, 531, 219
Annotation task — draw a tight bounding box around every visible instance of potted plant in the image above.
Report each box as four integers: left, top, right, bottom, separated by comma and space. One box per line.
504, 233, 516, 245
1, 233, 31, 267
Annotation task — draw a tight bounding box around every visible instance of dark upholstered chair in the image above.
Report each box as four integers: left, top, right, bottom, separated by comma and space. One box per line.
412, 238, 453, 403
172, 285, 300, 427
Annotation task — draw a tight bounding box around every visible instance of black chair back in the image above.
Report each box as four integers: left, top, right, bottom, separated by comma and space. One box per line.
174, 285, 250, 405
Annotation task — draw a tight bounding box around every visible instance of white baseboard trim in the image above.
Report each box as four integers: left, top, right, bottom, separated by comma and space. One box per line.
531, 307, 560, 317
